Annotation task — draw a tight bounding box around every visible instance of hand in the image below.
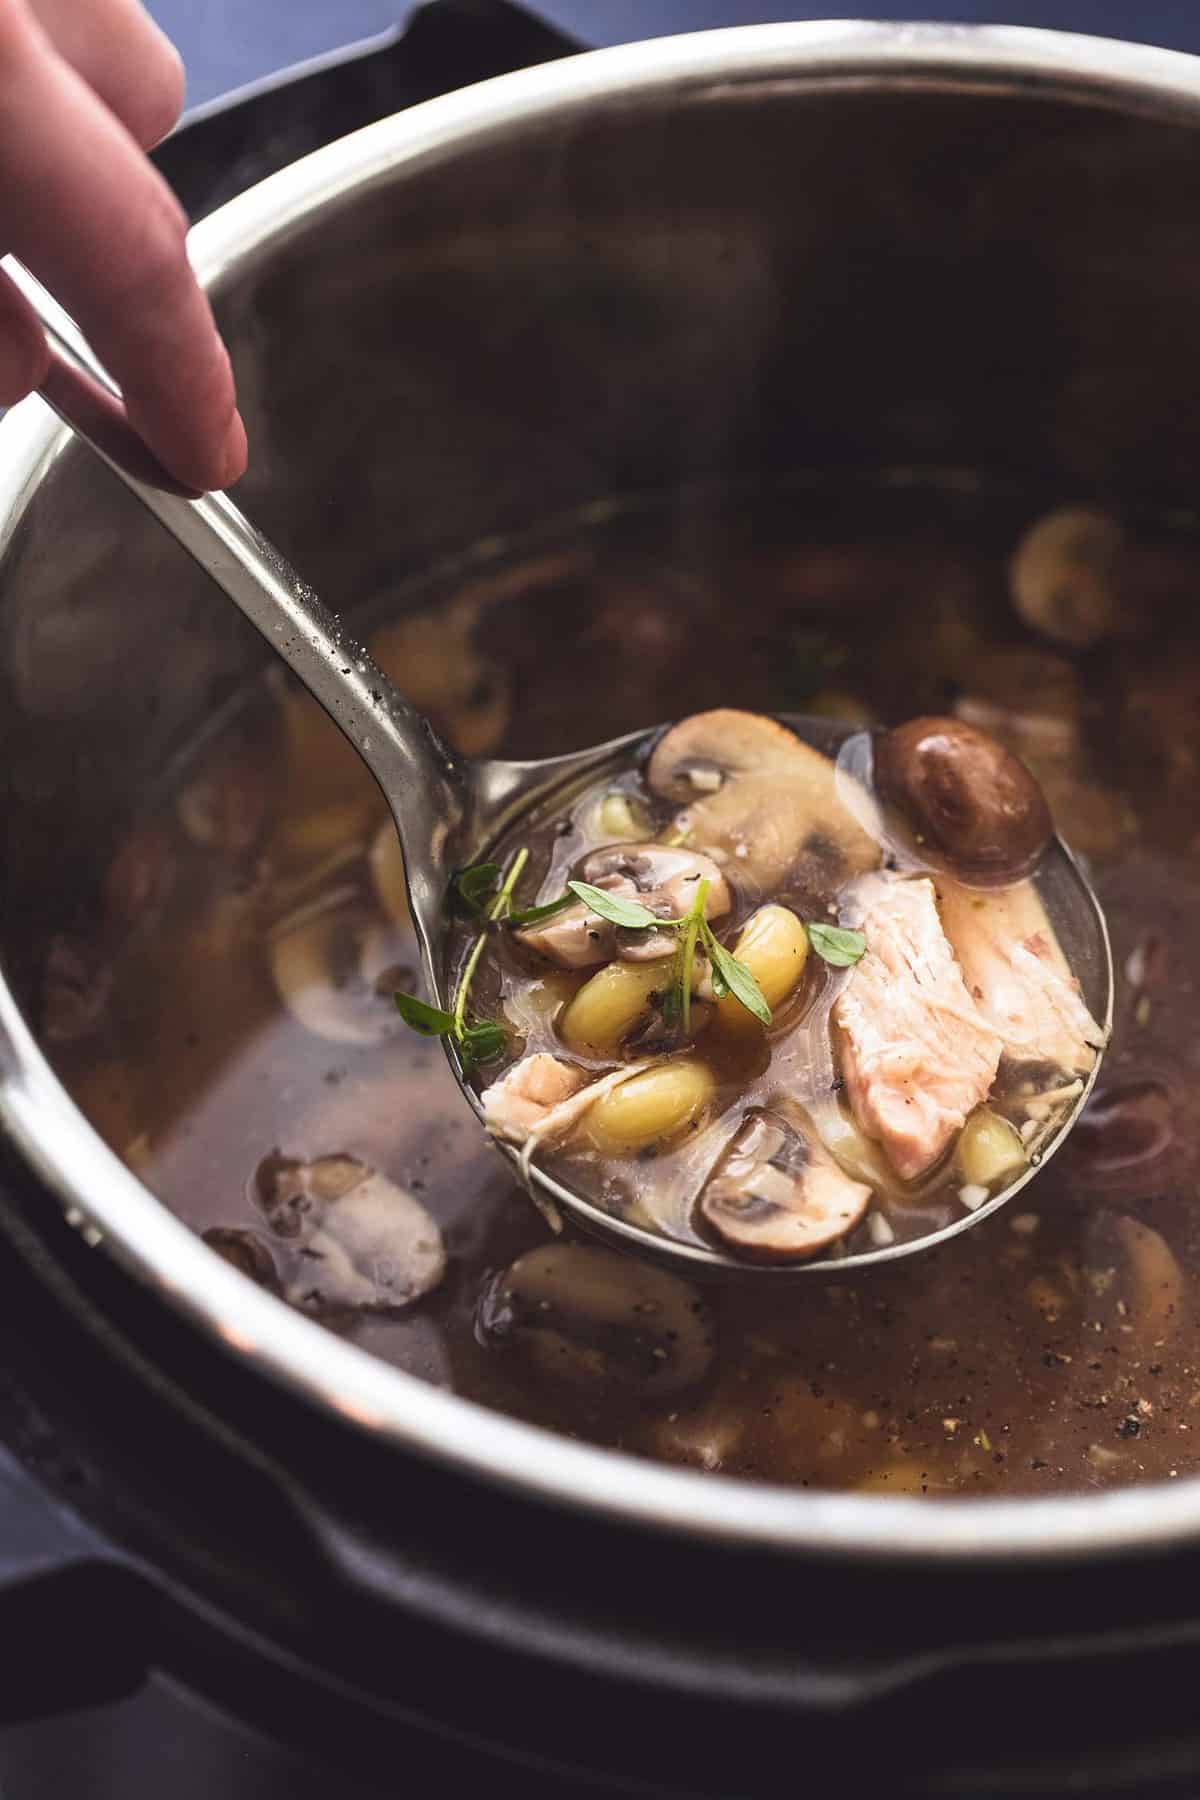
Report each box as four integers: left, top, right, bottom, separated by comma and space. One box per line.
0, 0, 246, 491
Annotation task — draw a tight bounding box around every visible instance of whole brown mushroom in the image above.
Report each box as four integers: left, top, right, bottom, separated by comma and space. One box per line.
874, 715, 1052, 885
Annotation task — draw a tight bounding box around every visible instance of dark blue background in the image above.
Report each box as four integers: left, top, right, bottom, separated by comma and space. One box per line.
145, 1, 1200, 114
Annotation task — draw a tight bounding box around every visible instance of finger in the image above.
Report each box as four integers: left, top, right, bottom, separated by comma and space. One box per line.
0, 262, 49, 404
27, 0, 184, 147
0, 2, 246, 491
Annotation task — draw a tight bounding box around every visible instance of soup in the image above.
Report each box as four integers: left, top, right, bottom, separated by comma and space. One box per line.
433, 705, 1101, 1262
42, 484, 1200, 1495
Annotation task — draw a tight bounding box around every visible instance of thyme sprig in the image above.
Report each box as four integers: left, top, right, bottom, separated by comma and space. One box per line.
393, 848, 529, 1072
517, 866, 773, 1029
394, 846, 865, 1063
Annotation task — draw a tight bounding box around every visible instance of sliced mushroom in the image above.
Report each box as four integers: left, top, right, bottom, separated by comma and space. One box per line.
177, 746, 269, 857
268, 894, 399, 1043
514, 844, 730, 970
1112, 1214, 1185, 1344
104, 824, 176, 930
41, 935, 112, 1044
253, 1149, 367, 1237
646, 709, 879, 896
252, 1151, 445, 1313
203, 1226, 279, 1290
580, 843, 730, 962
699, 1107, 872, 1261
371, 591, 512, 757
1068, 1078, 1175, 1193
513, 872, 639, 969
1009, 506, 1126, 648
477, 1242, 714, 1399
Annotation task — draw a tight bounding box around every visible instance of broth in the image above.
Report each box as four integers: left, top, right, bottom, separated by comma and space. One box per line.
44, 482, 1200, 1495
452, 711, 1098, 1262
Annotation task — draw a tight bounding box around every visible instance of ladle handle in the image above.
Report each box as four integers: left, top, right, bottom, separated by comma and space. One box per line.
3, 257, 465, 962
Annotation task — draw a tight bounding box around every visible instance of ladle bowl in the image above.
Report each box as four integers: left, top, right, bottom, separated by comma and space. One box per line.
7, 256, 1113, 1278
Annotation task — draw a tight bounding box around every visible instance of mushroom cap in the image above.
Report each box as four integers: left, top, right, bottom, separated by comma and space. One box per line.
479, 1242, 715, 1399
875, 715, 1053, 886
646, 709, 880, 896
699, 1108, 873, 1261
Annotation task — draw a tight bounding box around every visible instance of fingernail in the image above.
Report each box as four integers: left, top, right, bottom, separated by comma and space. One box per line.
217, 410, 248, 489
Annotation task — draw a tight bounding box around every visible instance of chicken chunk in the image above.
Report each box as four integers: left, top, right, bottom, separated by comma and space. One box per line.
936, 878, 1103, 1075
833, 874, 1003, 1181
481, 1053, 589, 1142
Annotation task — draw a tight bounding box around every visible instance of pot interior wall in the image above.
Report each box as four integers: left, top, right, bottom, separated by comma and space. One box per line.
3, 80, 1200, 917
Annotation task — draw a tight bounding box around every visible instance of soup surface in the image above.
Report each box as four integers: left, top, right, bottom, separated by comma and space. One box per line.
43, 483, 1200, 1495
447, 706, 1102, 1263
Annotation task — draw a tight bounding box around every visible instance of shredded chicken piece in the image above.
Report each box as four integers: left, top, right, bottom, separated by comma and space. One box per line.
937, 878, 1104, 1074
481, 1053, 589, 1141
834, 874, 1003, 1181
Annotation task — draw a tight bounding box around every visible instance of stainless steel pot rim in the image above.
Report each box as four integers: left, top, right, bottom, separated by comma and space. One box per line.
3, 19, 1200, 1563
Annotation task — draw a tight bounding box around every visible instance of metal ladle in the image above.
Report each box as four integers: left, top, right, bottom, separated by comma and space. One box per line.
10, 258, 1112, 1279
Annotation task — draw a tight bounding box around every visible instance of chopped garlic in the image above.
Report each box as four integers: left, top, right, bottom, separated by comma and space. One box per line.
958, 1183, 989, 1211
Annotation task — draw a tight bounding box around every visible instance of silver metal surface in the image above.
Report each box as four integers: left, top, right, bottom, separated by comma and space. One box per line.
0, 20, 1198, 1558
5, 257, 466, 985
11, 261, 1104, 1277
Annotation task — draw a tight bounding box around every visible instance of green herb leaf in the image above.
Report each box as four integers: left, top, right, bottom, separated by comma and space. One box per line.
458, 1019, 507, 1069
807, 922, 868, 968
700, 923, 773, 1025
676, 876, 710, 1035
566, 879, 661, 930
453, 861, 501, 918
506, 891, 577, 928
394, 992, 456, 1036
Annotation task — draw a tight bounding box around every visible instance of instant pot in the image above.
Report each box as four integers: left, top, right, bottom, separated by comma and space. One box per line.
6, 5, 1200, 1793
